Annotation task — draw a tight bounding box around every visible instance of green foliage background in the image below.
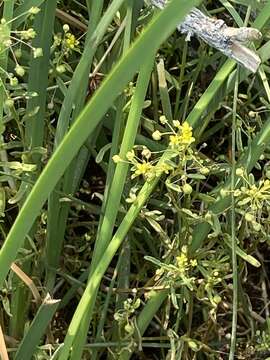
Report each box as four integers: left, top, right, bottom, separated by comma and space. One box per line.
0, 0, 270, 359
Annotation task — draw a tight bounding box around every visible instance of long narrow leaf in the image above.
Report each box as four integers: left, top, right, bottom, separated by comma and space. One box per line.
14, 294, 59, 360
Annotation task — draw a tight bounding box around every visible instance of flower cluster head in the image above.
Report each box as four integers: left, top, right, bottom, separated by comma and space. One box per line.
152, 117, 195, 152
0, 8, 42, 109
112, 146, 173, 182
64, 32, 79, 50
113, 115, 212, 197
169, 121, 195, 149
51, 24, 80, 74
176, 246, 197, 275
148, 246, 198, 293
234, 170, 270, 232
17, 28, 36, 40
55, 24, 80, 53
114, 297, 141, 336
0, 8, 42, 61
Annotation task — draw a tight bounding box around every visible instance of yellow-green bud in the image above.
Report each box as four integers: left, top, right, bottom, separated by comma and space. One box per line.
200, 167, 210, 175
56, 64, 66, 73
33, 48, 43, 58
213, 295, 222, 304
5, 98, 14, 108
112, 155, 122, 163
29, 7, 40, 14
152, 130, 162, 141
182, 183, 192, 195
63, 24, 70, 32
9, 77, 18, 86
159, 115, 167, 125
245, 213, 254, 222
15, 65, 25, 77
252, 222, 261, 232
236, 168, 244, 177
220, 188, 228, 198
14, 49, 22, 58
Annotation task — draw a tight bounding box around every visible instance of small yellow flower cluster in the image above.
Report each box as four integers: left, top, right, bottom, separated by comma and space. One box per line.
133, 161, 154, 178
235, 173, 270, 207
152, 118, 195, 150
176, 246, 197, 275
246, 179, 270, 207
113, 147, 172, 182
232, 173, 270, 232
64, 33, 79, 50
205, 270, 223, 290
112, 115, 212, 198
51, 25, 81, 74
169, 122, 195, 149
19, 28, 36, 40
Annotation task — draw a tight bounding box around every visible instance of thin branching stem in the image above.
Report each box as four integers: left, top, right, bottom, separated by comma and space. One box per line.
229, 66, 239, 360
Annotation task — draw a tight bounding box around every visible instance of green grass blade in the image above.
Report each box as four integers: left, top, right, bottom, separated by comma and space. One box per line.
45, 0, 125, 290
157, 58, 173, 121
25, 0, 57, 150
9, 0, 57, 338
229, 65, 239, 360
14, 294, 60, 360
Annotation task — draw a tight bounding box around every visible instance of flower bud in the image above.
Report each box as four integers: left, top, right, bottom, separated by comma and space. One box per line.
182, 183, 192, 195
15, 65, 25, 77
152, 130, 162, 141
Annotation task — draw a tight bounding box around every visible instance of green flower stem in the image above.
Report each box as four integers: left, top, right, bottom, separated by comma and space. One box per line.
229, 66, 239, 360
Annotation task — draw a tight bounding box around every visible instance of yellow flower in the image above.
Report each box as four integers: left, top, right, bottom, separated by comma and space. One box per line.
157, 162, 173, 174
176, 253, 189, 274
190, 259, 197, 267
181, 122, 195, 145
169, 122, 195, 149
169, 134, 181, 146
65, 33, 79, 49
134, 161, 153, 177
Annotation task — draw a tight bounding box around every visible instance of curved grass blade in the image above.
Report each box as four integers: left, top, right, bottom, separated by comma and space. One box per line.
14, 294, 60, 360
